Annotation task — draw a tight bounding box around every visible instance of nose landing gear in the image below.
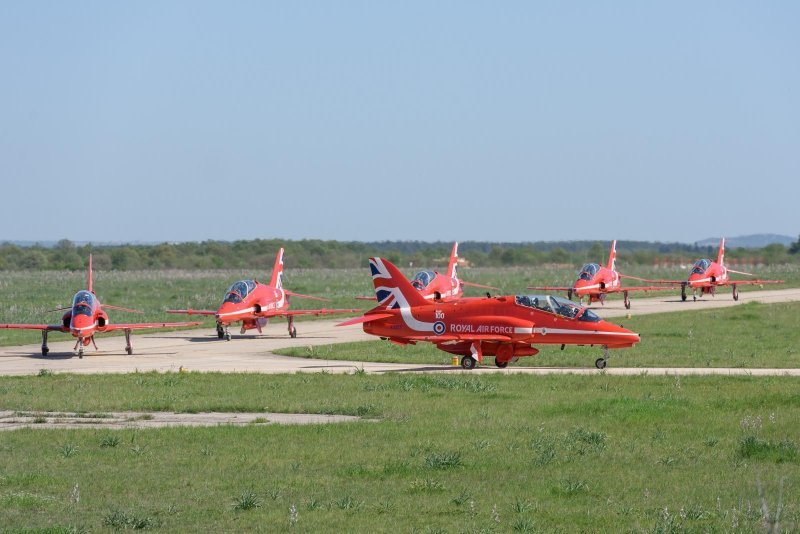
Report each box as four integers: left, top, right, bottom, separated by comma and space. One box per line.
595, 347, 610, 370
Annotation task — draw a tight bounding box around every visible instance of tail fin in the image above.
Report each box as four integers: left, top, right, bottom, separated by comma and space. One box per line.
369, 257, 430, 308
270, 248, 285, 289
606, 240, 617, 271
447, 242, 459, 279
717, 238, 725, 265
87, 254, 94, 293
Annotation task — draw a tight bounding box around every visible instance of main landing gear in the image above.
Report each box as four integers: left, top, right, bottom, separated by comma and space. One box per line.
124, 329, 133, 355
595, 346, 610, 370
681, 283, 687, 302
41, 331, 49, 356
732, 285, 739, 301
460, 342, 482, 370
288, 316, 297, 338
623, 291, 631, 310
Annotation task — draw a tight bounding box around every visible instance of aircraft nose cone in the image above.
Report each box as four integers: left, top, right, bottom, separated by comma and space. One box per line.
602, 320, 640, 345
687, 273, 702, 287
216, 302, 240, 321
70, 314, 93, 335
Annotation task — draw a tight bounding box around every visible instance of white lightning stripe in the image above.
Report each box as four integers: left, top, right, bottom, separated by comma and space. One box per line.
422, 288, 458, 300
533, 328, 636, 336
217, 306, 258, 317
514, 327, 534, 334
71, 322, 99, 332
576, 284, 601, 291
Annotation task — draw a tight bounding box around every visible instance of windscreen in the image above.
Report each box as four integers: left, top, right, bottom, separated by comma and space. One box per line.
578, 263, 600, 281
223, 280, 257, 303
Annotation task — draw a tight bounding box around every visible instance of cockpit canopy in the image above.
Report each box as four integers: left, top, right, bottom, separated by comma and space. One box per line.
514, 294, 600, 322
691, 259, 711, 275
72, 290, 95, 316
411, 270, 436, 290
223, 280, 257, 303
578, 263, 600, 281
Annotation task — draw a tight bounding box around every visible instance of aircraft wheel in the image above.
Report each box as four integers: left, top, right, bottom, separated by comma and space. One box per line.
624, 293, 631, 309
461, 356, 477, 370
681, 294, 687, 302
290, 327, 297, 338
41, 348, 49, 356
733, 286, 739, 301
693, 295, 696, 302
78, 353, 83, 360
567, 289, 573, 301
126, 347, 133, 355
495, 359, 509, 369
595, 357, 607, 370
216, 327, 224, 339
224, 332, 231, 341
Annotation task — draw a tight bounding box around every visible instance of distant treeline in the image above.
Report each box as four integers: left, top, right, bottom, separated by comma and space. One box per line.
1, 237, 799, 271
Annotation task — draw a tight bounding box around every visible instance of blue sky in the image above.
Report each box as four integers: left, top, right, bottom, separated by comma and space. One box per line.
1, 2, 798, 244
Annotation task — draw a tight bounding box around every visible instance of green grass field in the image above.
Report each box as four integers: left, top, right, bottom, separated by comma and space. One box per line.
0, 372, 798, 531
1, 264, 796, 347
277, 301, 800, 369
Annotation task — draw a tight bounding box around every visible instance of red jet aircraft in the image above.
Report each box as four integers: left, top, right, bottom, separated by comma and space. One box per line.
338, 257, 639, 369
0, 255, 200, 358
168, 248, 359, 340
357, 242, 498, 302
681, 238, 783, 301
528, 240, 675, 309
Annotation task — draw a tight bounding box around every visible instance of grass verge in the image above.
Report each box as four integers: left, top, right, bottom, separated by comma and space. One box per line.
0, 372, 798, 530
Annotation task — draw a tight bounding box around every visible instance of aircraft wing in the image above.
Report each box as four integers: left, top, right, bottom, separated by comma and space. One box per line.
725, 279, 784, 286
336, 313, 394, 327
607, 285, 679, 293
101, 321, 201, 331
166, 309, 217, 316
0, 324, 68, 332
620, 274, 682, 284
285, 291, 330, 302
461, 281, 501, 291
103, 304, 144, 314
261, 308, 361, 319
526, 286, 572, 292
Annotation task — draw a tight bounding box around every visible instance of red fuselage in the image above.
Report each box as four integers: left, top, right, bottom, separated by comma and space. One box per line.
215, 280, 287, 330
687, 259, 728, 294
572, 264, 621, 301
363, 294, 639, 360
410, 270, 463, 301
64, 290, 109, 344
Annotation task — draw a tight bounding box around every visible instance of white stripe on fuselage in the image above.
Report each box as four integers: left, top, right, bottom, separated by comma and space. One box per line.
71, 322, 99, 332
533, 327, 633, 336
217, 290, 287, 319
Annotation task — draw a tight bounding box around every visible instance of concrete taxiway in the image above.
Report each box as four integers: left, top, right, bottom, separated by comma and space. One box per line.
1, 287, 798, 376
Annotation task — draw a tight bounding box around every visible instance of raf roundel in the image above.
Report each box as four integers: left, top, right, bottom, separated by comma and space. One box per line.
433, 321, 446, 335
